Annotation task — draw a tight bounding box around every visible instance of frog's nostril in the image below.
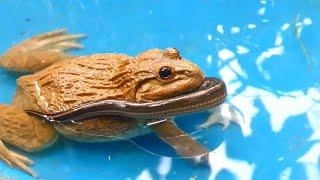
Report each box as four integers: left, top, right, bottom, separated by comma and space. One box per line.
165, 48, 179, 54
164, 48, 181, 60
172, 48, 180, 54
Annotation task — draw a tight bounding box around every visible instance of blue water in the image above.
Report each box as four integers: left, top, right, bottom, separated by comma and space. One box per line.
0, 0, 319, 179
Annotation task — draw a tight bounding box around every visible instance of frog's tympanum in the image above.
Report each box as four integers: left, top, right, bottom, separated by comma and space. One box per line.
0, 29, 227, 177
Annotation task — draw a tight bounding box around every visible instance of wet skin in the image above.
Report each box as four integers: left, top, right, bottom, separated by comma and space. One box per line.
0, 29, 226, 177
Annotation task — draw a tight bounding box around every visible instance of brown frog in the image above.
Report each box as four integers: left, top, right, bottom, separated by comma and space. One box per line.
0, 29, 227, 177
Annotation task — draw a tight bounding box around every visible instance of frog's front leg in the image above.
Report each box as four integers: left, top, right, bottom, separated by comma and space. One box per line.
0, 104, 58, 177
0, 29, 86, 72
149, 119, 209, 163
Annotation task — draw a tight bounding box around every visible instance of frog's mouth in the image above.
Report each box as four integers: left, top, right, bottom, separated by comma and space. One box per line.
26, 77, 227, 123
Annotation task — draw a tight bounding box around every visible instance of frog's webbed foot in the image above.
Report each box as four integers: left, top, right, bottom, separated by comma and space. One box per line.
0, 29, 86, 72
198, 104, 243, 130
149, 119, 209, 163
0, 104, 57, 177
0, 140, 37, 177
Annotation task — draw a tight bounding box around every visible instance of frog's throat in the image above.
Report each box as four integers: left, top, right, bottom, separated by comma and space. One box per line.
26, 77, 227, 123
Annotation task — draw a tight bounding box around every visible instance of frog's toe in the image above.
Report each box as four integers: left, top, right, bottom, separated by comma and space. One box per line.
45, 33, 87, 43
0, 140, 37, 177
54, 41, 84, 49
198, 104, 242, 130
37, 32, 87, 52
11, 151, 34, 165
198, 111, 230, 129
34, 28, 67, 40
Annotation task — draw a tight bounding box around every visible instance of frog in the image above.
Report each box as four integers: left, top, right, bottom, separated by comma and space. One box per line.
0, 29, 227, 177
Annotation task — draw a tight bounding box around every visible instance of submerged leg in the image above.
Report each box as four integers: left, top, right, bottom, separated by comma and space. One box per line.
149, 119, 209, 163
0, 29, 86, 72
0, 104, 58, 177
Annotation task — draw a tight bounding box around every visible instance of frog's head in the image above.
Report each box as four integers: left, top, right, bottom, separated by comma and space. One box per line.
134, 48, 205, 102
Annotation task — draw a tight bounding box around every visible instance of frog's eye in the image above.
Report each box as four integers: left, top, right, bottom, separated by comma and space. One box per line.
159, 66, 172, 79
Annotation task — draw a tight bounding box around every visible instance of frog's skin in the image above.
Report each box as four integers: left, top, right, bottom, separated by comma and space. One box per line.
0, 29, 212, 177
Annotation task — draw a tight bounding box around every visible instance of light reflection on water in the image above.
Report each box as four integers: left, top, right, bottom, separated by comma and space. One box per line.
0, 0, 319, 179
196, 0, 320, 178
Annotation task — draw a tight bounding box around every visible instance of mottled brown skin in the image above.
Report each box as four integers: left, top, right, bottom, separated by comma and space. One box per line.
17, 50, 204, 142
0, 29, 205, 177
18, 52, 203, 113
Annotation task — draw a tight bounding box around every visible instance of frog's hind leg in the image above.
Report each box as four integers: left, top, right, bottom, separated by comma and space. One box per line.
0, 29, 86, 72
0, 104, 58, 177
150, 119, 209, 163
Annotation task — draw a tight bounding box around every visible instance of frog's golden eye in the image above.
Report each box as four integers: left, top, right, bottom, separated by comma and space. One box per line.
159, 66, 172, 79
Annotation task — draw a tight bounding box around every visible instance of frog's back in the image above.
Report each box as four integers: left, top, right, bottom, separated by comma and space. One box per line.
17, 54, 136, 113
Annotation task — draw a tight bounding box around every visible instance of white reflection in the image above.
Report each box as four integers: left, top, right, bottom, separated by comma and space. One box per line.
217, 25, 224, 34
306, 88, 320, 140
208, 142, 255, 180
220, 59, 247, 79
137, 169, 153, 180
303, 18, 312, 25
278, 157, 284, 162
279, 167, 292, 180
217, 43, 320, 137
219, 62, 241, 94
229, 88, 259, 136
275, 32, 283, 46
297, 143, 320, 180
295, 16, 313, 38
237, 87, 311, 132
157, 157, 172, 179
281, 23, 290, 32
229, 59, 248, 79
218, 49, 235, 61
207, 69, 320, 136
216, 58, 255, 136
257, 7, 266, 16
204, 84, 320, 179
230, 86, 320, 135
248, 24, 256, 29
256, 46, 284, 80
208, 34, 213, 41
207, 54, 212, 65
259, 90, 311, 132
236, 45, 250, 54
231, 27, 240, 34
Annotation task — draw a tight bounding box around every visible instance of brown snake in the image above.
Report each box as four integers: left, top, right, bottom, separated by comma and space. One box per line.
26, 77, 227, 123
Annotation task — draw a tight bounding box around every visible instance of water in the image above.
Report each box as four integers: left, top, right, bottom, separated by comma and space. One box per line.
0, 0, 319, 179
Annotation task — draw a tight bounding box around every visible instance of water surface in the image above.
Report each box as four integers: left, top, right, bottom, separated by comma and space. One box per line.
0, 0, 319, 179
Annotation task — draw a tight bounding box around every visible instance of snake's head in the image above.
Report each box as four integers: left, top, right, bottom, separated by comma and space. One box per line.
135, 48, 205, 102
